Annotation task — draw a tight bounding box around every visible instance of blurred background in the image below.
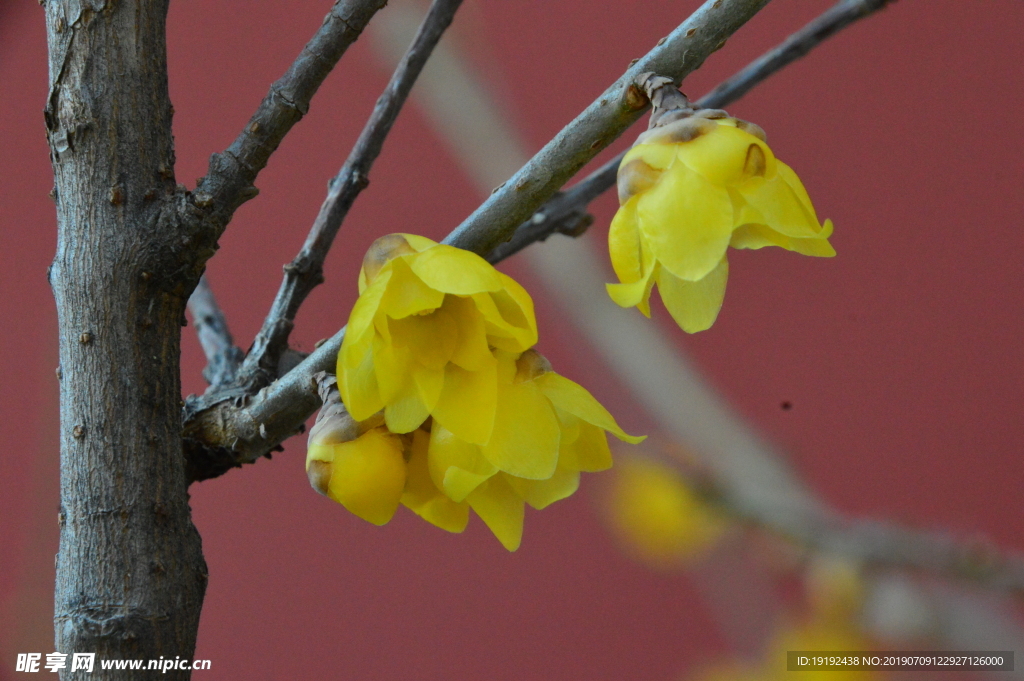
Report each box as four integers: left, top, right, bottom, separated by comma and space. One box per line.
2, 0, 1022, 678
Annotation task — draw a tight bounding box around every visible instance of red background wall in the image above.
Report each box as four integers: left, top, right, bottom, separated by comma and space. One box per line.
2, 1, 1022, 678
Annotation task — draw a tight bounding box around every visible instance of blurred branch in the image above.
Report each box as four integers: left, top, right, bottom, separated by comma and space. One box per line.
442, 0, 771, 256
186, 276, 244, 387
685, 463, 1024, 593
488, 0, 897, 262
234, 0, 464, 391
188, 0, 388, 230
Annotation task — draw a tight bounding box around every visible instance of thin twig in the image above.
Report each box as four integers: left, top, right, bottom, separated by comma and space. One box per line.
488, 0, 897, 262
186, 275, 244, 387
190, 0, 388, 228
234, 0, 465, 391
441, 0, 772, 256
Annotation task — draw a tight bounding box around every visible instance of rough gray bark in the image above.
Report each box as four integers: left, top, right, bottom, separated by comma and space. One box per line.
44, 1, 207, 678
40, 0, 405, 673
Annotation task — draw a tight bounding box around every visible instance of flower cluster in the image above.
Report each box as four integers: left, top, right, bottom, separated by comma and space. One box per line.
309, 234, 643, 550
607, 79, 835, 332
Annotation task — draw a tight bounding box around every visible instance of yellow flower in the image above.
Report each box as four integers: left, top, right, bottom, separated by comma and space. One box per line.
607, 112, 835, 332
316, 235, 644, 550
339, 233, 536, 441
605, 454, 725, 567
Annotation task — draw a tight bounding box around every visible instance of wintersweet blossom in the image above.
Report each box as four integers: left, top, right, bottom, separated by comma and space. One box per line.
312, 235, 643, 549
338, 233, 536, 440
607, 102, 835, 332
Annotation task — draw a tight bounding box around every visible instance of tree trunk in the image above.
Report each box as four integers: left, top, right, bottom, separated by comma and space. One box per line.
45, 1, 207, 678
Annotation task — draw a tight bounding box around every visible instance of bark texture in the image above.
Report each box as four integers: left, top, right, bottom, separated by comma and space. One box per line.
45, 1, 207, 678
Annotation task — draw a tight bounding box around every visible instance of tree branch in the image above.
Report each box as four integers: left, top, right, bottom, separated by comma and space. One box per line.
189, 0, 388, 230
234, 0, 465, 391
186, 275, 244, 387
441, 0, 772, 255
488, 0, 898, 262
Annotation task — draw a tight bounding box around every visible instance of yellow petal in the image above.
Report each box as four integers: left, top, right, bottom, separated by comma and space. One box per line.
676, 123, 776, 186
728, 221, 781, 250
473, 299, 537, 355
610, 195, 659, 288
622, 141, 678, 171
337, 342, 384, 422
637, 163, 734, 281
384, 393, 430, 434
341, 267, 392, 370
730, 223, 836, 257
608, 197, 643, 284
735, 170, 821, 239
400, 428, 469, 533
606, 274, 656, 316
431, 357, 498, 445
409, 244, 503, 294
656, 256, 729, 333
775, 161, 821, 222
373, 339, 414, 404
412, 365, 444, 412
388, 307, 458, 370
445, 295, 493, 372
481, 374, 561, 480
428, 424, 498, 502
325, 428, 407, 526
470, 275, 537, 353
395, 233, 439, 253
379, 257, 445, 319
558, 419, 614, 472
607, 202, 659, 318
466, 475, 525, 551
374, 340, 429, 432
534, 372, 644, 444
506, 467, 580, 510
497, 273, 537, 342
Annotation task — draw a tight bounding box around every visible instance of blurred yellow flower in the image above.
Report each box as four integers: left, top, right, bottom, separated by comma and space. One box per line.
314, 235, 643, 550
767, 620, 879, 681
607, 111, 835, 332
606, 454, 725, 566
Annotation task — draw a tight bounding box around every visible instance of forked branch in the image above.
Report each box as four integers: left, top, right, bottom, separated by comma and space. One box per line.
235, 0, 465, 391
190, 0, 388, 228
